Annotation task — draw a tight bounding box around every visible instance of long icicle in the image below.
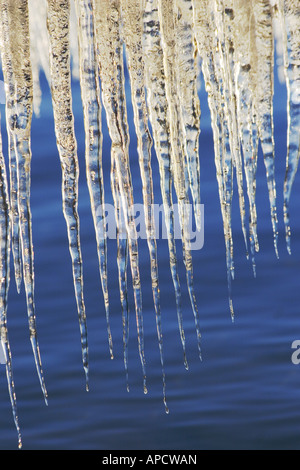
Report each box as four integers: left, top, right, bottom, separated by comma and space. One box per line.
209, 0, 235, 286
7, 129, 22, 293
74, 0, 113, 360
251, 0, 279, 258
93, 0, 147, 394
175, 0, 202, 233
111, 159, 130, 391
0, 0, 48, 404
0, 115, 22, 449
214, 0, 249, 260
234, 0, 260, 276
193, 0, 235, 319
158, 0, 202, 357
279, 0, 300, 254
121, 0, 168, 412
47, 0, 89, 391
143, 0, 188, 369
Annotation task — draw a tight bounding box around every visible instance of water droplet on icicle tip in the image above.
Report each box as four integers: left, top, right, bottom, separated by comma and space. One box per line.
143, 379, 148, 395
230, 299, 235, 324
184, 353, 189, 371
164, 397, 169, 415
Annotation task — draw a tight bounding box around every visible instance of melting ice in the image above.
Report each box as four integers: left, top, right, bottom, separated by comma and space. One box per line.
0, 0, 298, 448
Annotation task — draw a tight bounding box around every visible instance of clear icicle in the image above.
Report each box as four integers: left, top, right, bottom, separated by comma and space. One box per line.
157, 0, 187, 204
143, 0, 188, 369
121, 0, 168, 411
214, 0, 249, 259
193, 0, 235, 319
0, 0, 48, 404
249, 9, 260, 258
47, 0, 89, 390
279, 0, 300, 254
0, 117, 22, 449
8, 129, 22, 293
233, 0, 260, 275
111, 160, 130, 391
209, 1, 235, 286
251, 0, 279, 258
175, 0, 202, 232
158, 0, 202, 357
93, 0, 147, 394
0, 0, 24, 295
0, 0, 299, 447
74, 0, 113, 360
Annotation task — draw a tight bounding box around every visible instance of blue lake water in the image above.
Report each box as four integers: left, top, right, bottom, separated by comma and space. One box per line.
0, 68, 300, 450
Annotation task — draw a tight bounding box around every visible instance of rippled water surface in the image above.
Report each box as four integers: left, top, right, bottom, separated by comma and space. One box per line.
0, 72, 300, 450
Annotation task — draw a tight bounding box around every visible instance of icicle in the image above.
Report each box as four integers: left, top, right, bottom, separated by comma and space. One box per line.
143, 0, 188, 369
251, 0, 279, 258
193, 0, 235, 319
210, 2, 235, 288
279, 0, 300, 254
93, 0, 147, 394
121, 0, 168, 411
157, 0, 202, 356
174, 0, 202, 233
74, 0, 113, 360
47, 0, 89, 391
0, 0, 299, 448
0, 116, 22, 449
8, 129, 22, 293
0, 0, 48, 404
111, 159, 130, 391
249, 8, 260, 260
157, 0, 186, 204
213, 0, 249, 260
233, 0, 260, 276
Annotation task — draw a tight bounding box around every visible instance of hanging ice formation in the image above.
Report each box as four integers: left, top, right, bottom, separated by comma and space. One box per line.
0, 0, 298, 448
